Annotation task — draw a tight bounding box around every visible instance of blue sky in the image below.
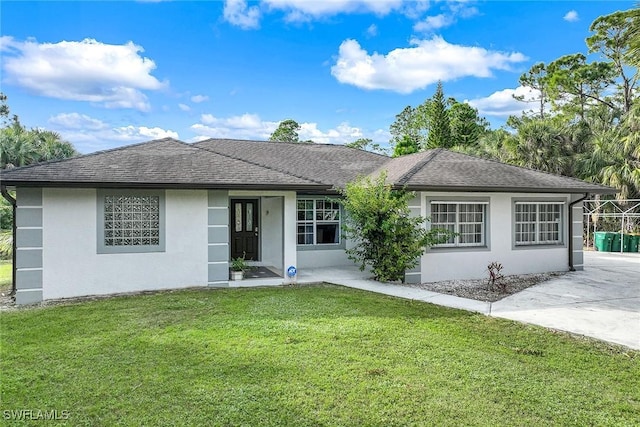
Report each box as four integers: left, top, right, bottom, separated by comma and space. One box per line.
1, 0, 634, 153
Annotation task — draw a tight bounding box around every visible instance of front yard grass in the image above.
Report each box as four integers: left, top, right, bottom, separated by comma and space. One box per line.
0, 260, 11, 294
1, 285, 638, 426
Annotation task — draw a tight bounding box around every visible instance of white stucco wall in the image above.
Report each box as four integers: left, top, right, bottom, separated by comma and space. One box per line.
42, 188, 208, 299
261, 196, 284, 271
297, 248, 353, 269
282, 193, 297, 282
421, 192, 571, 282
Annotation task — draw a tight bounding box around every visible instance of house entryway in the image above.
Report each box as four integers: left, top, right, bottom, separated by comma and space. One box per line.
227, 192, 289, 282
231, 199, 259, 260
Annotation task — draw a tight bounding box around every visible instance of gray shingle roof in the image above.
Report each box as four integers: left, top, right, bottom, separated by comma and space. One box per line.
373, 149, 617, 194
0, 137, 616, 194
194, 138, 388, 187
0, 138, 324, 189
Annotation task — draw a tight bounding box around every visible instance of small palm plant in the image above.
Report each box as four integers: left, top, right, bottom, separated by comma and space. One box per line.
231, 256, 249, 272
487, 261, 505, 292
230, 253, 249, 280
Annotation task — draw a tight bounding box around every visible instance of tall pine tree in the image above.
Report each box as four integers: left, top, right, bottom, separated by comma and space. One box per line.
426, 81, 452, 149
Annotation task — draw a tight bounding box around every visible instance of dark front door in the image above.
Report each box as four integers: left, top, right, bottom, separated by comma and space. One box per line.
231, 199, 259, 260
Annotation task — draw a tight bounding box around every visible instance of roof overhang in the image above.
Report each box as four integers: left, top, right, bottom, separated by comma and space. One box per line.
0, 180, 332, 192
399, 184, 619, 194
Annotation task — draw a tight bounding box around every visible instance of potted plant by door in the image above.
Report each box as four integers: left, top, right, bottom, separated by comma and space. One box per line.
230, 255, 249, 281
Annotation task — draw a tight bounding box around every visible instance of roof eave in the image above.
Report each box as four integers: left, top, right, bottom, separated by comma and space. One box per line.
0, 180, 331, 192
400, 185, 619, 194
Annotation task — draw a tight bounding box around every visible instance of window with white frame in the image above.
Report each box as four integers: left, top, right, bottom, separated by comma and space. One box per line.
98, 190, 165, 253
430, 201, 487, 247
514, 202, 563, 245
297, 199, 340, 245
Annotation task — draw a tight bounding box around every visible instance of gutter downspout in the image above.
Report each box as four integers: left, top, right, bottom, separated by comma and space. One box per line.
568, 193, 589, 272
1, 185, 16, 295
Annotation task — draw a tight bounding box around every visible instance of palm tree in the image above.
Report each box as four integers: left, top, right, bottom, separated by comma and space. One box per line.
1, 121, 77, 168
0, 122, 38, 168
33, 129, 77, 162
577, 106, 640, 200
616, 103, 640, 199
513, 119, 573, 175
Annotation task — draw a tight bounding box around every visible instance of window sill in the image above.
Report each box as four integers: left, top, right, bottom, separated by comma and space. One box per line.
297, 243, 345, 251
98, 245, 165, 254
513, 243, 565, 250
427, 245, 489, 253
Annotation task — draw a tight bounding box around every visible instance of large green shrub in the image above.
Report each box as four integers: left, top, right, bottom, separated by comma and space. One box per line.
338, 172, 448, 282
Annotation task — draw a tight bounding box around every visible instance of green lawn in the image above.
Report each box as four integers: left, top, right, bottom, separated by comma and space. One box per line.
1, 285, 638, 426
0, 260, 11, 294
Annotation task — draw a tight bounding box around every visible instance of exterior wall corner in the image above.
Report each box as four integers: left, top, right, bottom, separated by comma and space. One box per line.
14, 187, 43, 305
208, 190, 230, 286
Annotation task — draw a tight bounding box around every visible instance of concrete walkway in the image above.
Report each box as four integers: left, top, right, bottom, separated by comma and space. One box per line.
301, 267, 491, 314
295, 251, 639, 350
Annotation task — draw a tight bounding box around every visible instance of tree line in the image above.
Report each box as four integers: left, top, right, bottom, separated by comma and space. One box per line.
387, 7, 639, 200
270, 7, 638, 199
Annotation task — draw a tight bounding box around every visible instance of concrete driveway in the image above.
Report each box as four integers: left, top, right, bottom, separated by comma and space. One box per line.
491, 251, 640, 349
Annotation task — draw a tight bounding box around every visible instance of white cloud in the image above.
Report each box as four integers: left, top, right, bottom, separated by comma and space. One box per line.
221, 0, 478, 30
48, 112, 178, 153
190, 94, 209, 103
401, 0, 431, 20
563, 10, 579, 22
191, 113, 383, 144
413, 2, 479, 33
189, 135, 212, 143
298, 122, 363, 144
466, 86, 540, 118
413, 14, 454, 32
224, 0, 261, 29
331, 37, 527, 93
48, 112, 109, 131
115, 125, 179, 140
448, 2, 479, 19
366, 24, 378, 37
0, 36, 166, 112
178, 103, 191, 111
223, 0, 430, 27
264, 0, 403, 21
194, 113, 279, 140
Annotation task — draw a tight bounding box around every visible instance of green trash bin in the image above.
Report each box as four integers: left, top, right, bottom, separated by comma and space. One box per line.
630, 235, 640, 253
611, 233, 622, 252
594, 231, 613, 252
622, 234, 633, 252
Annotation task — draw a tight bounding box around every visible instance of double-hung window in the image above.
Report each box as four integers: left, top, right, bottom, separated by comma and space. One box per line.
297, 199, 341, 245
97, 190, 165, 253
430, 201, 487, 247
514, 202, 563, 246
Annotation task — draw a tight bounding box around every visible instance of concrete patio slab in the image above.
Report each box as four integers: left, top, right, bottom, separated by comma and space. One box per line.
491, 251, 639, 349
